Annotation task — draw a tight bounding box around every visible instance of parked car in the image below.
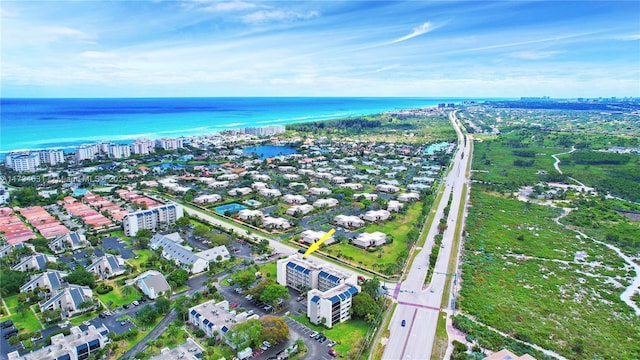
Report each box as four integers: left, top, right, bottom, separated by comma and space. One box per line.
132, 300, 140, 306
1, 320, 14, 329
310, 331, 318, 338
231, 303, 239, 309
401, 319, 406, 327
329, 349, 339, 357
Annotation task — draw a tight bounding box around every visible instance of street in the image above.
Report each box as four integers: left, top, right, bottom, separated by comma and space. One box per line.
382, 110, 471, 360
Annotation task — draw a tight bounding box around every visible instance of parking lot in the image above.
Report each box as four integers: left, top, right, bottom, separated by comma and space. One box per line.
283, 318, 337, 360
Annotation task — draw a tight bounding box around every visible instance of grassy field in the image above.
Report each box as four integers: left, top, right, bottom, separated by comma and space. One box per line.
97, 284, 142, 309
256, 261, 277, 280
0, 295, 42, 333
430, 312, 448, 360
471, 139, 562, 188
127, 249, 156, 270
291, 315, 370, 356
459, 191, 640, 359
325, 201, 423, 272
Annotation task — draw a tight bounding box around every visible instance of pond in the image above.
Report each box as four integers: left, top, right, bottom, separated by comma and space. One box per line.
243, 145, 298, 160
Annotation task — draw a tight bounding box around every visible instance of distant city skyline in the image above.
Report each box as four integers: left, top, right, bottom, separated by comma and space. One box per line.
1, 1, 639, 98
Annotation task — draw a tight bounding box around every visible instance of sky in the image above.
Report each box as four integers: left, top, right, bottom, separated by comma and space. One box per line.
1, 0, 639, 98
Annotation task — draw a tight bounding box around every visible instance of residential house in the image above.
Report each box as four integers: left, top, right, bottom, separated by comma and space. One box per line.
39, 285, 94, 318
48, 232, 88, 253
283, 194, 307, 204
376, 184, 400, 193
228, 187, 252, 196
300, 230, 335, 246
194, 194, 222, 204
340, 183, 363, 190
387, 200, 404, 212
362, 210, 391, 223
397, 192, 421, 202
351, 232, 387, 249
334, 215, 364, 229
286, 204, 314, 216
309, 187, 331, 196
20, 270, 68, 293
86, 254, 127, 279
237, 209, 263, 221
134, 270, 172, 299
258, 188, 282, 198
12, 253, 56, 272
313, 198, 339, 208
354, 193, 378, 201
262, 216, 291, 230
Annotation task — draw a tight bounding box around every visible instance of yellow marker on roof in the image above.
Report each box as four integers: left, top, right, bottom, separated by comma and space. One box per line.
303, 228, 335, 258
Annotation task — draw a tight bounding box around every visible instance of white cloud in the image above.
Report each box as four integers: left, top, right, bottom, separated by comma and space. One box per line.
510, 51, 562, 60
616, 34, 640, 41
80, 51, 116, 59
241, 9, 319, 24
43, 26, 91, 39
191, 1, 257, 12
390, 22, 436, 44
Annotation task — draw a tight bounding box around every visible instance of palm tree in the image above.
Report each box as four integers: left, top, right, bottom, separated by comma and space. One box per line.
121, 285, 135, 297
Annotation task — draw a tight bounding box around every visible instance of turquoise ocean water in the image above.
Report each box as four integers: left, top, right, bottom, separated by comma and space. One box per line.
0, 97, 477, 153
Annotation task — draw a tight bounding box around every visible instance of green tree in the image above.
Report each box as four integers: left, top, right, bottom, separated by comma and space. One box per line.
233, 271, 257, 289
361, 277, 381, 300
259, 284, 290, 306
226, 319, 263, 349
167, 269, 189, 288
175, 216, 191, 228
135, 229, 153, 249
121, 285, 136, 297
0, 270, 29, 296
193, 225, 209, 238
64, 267, 96, 288
350, 292, 379, 319
136, 305, 159, 326
259, 316, 289, 344
155, 298, 171, 314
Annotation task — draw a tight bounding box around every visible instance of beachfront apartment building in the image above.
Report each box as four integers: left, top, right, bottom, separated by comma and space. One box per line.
75, 144, 98, 161
108, 143, 131, 159
276, 255, 359, 328
130, 139, 156, 155
4, 152, 41, 172
39, 149, 65, 166
122, 202, 183, 236
156, 137, 184, 150
8, 325, 110, 360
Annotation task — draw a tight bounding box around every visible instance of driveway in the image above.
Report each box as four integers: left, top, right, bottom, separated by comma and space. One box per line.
283, 317, 336, 360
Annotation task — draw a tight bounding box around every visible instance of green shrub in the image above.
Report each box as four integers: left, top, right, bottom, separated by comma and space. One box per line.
95, 285, 114, 294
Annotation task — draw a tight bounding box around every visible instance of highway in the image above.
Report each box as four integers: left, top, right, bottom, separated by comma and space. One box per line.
382, 110, 471, 360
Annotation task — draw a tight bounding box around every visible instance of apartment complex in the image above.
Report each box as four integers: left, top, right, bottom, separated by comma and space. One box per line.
121, 202, 183, 236
8, 325, 109, 360
4, 152, 40, 172
188, 300, 258, 339
276, 255, 360, 328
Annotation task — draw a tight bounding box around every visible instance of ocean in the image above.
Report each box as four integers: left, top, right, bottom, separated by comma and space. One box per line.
0, 97, 474, 153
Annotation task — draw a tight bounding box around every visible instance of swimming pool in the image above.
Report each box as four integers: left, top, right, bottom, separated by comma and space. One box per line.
215, 203, 248, 215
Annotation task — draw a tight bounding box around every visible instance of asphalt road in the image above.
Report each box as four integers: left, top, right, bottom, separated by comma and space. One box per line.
180, 205, 361, 278
382, 110, 472, 360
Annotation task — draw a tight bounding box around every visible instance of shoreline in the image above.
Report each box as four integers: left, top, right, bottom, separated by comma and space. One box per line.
1, 102, 452, 155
